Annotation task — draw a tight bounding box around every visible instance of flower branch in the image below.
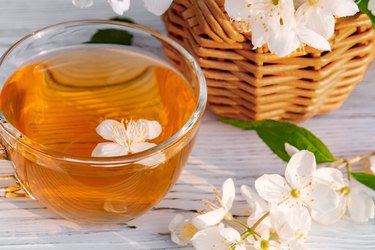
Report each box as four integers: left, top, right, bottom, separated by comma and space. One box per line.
167, 119, 375, 249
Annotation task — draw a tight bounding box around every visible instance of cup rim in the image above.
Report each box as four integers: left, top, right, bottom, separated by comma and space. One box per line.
0, 19, 207, 167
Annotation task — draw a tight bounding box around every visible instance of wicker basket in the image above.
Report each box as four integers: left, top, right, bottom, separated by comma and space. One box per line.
163, 0, 375, 122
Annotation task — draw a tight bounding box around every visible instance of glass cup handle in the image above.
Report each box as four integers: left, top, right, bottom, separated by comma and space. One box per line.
0, 144, 27, 198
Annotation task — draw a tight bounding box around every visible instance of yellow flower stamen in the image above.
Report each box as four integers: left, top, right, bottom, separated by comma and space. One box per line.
111, 119, 148, 150
272, 0, 279, 5
291, 188, 301, 198
261, 239, 270, 250
341, 186, 351, 196
307, 0, 319, 6
179, 223, 198, 240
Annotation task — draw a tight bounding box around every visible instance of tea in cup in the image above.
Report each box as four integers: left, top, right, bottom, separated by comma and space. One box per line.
0, 20, 206, 223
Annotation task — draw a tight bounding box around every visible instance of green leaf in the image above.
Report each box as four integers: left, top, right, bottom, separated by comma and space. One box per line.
88, 17, 135, 45
221, 119, 337, 164
89, 29, 133, 45
357, 0, 375, 27
110, 17, 135, 24
351, 172, 375, 190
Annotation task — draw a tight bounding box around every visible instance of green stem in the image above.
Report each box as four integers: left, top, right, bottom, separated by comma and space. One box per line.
232, 218, 250, 230
251, 212, 270, 231
346, 160, 352, 181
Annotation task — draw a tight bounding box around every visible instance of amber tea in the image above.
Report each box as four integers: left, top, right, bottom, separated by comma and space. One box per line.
0, 45, 198, 222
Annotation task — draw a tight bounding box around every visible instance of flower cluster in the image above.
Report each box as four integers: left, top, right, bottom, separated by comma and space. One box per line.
168, 149, 375, 250
224, 0, 360, 56
72, 0, 173, 15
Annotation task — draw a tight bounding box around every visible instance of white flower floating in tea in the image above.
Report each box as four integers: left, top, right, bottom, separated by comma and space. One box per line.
92, 119, 165, 166
224, 0, 359, 57
168, 150, 375, 250
72, 0, 173, 15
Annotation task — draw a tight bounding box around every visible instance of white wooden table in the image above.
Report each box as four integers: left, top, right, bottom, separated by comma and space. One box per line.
0, 1, 374, 249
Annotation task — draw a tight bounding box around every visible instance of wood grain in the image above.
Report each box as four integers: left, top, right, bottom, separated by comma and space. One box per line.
0, 1, 374, 249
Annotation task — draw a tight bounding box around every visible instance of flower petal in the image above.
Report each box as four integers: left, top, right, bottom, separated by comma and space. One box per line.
72, 0, 94, 8
314, 167, 346, 190
311, 195, 346, 225
107, 0, 131, 15
168, 214, 185, 232
296, 27, 331, 51
255, 174, 290, 204
348, 186, 375, 222
302, 183, 339, 213
322, 0, 359, 17
251, 20, 269, 49
268, 26, 300, 57
285, 143, 300, 157
267, 0, 301, 56
220, 226, 241, 242
168, 214, 195, 246
369, 0, 375, 16
224, 0, 251, 20
143, 0, 173, 15
130, 142, 156, 154
285, 150, 317, 189
222, 178, 236, 210
191, 225, 224, 250
241, 185, 269, 216
91, 142, 128, 157
296, 3, 335, 39
193, 208, 228, 228
287, 241, 307, 250
272, 204, 312, 242
137, 119, 162, 140
96, 119, 120, 141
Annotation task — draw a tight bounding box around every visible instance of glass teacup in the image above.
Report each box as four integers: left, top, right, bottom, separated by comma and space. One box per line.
0, 20, 206, 223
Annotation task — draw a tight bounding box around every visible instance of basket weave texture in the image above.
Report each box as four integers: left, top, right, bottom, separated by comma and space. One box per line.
163, 0, 375, 122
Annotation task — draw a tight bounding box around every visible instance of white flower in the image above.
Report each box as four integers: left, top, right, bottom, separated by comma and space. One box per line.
255, 150, 340, 215
242, 185, 311, 247
191, 224, 246, 250
370, 0, 375, 15
168, 214, 199, 246
248, 204, 311, 250
296, 0, 359, 39
92, 119, 165, 166
193, 179, 235, 228
225, 0, 295, 51
72, 0, 173, 15
269, 0, 331, 56
225, 0, 331, 56
314, 167, 375, 223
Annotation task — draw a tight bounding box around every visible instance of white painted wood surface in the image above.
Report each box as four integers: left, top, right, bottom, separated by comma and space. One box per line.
0, 1, 374, 249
